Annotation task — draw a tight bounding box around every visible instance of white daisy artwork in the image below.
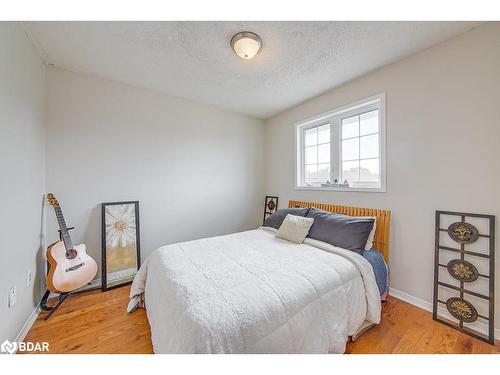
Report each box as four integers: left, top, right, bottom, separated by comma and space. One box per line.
102, 201, 140, 290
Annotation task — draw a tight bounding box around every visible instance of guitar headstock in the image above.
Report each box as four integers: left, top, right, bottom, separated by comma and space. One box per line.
47, 193, 60, 207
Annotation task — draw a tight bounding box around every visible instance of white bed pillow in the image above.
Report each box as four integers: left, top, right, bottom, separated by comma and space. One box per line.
276, 214, 314, 244
362, 216, 377, 250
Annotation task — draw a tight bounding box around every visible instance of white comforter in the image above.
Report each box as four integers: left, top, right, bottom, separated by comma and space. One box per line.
128, 227, 381, 353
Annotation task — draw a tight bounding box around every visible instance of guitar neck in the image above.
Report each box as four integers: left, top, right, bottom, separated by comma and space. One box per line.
54, 206, 74, 250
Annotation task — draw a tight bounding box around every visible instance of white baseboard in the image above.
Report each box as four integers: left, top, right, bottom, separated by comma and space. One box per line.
389, 287, 432, 311
389, 287, 500, 339
14, 306, 40, 344
84, 278, 102, 290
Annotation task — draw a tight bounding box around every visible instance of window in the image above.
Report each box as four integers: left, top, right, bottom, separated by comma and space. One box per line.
296, 94, 385, 192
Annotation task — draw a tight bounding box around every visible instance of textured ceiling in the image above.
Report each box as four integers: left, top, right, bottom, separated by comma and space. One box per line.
25, 21, 478, 118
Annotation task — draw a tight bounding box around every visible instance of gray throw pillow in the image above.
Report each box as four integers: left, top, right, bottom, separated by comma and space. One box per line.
263, 207, 310, 229
306, 207, 375, 253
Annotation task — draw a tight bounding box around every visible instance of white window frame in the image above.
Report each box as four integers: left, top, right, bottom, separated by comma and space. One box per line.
295, 93, 386, 192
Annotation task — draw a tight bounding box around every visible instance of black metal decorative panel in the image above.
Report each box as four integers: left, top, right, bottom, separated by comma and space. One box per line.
263, 196, 278, 224
433, 211, 495, 345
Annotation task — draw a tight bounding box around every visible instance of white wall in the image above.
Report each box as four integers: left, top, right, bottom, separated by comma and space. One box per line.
0, 23, 46, 342
264, 23, 500, 329
45, 68, 265, 276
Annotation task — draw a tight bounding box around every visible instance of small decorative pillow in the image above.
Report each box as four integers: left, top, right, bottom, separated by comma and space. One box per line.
263, 207, 310, 229
276, 214, 314, 244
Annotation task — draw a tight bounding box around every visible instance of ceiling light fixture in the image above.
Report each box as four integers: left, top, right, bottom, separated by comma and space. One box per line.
230, 32, 262, 60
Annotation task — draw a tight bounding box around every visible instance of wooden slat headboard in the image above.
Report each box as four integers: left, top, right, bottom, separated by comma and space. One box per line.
288, 200, 391, 261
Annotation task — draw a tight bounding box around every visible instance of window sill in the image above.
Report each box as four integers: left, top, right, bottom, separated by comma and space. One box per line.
295, 185, 386, 193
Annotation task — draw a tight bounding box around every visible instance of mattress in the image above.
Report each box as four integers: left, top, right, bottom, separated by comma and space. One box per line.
128, 227, 381, 353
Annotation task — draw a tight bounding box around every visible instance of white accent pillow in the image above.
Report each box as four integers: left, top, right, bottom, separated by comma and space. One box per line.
363, 216, 377, 250
276, 214, 314, 244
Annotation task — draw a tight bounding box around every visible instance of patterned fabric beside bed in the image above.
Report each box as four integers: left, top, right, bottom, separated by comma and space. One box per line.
362, 248, 390, 301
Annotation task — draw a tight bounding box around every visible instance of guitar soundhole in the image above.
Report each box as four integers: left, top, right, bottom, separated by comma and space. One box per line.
65, 248, 78, 259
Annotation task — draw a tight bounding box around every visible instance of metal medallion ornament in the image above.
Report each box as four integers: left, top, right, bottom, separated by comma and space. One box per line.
446, 259, 479, 283
446, 297, 478, 323
447, 222, 479, 244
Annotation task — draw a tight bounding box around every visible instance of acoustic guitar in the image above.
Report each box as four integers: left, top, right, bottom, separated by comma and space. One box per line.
46, 193, 98, 293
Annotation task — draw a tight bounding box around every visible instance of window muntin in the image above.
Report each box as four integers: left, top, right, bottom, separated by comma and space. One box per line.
303, 124, 330, 185
340, 109, 380, 187
296, 95, 385, 192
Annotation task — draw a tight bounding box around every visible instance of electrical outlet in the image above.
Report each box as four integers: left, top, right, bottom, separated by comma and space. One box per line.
8, 286, 16, 308
27, 270, 33, 286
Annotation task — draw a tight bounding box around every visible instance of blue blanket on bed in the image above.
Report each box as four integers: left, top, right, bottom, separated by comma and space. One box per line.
362, 248, 389, 301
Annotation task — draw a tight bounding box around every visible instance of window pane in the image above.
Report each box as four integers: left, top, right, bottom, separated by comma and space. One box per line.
318, 124, 330, 144
305, 128, 317, 147
342, 160, 360, 183
305, 164, 318, 183
360, 158, 380, 182
317, 163, 330, 182
318, 143, 330, 163
342, 116, 359, 139
360, 110, 379, 135
298, 97, 383, 190
360, 134, 379, 159
305, 146, 317, 164
342, 138, 359, 161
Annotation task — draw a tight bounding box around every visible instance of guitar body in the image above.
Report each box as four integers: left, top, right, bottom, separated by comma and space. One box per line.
46, 241, 98, 293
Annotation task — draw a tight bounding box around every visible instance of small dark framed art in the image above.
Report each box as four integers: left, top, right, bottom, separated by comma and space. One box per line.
263, 196, 278, 224
101, 201, 141, 291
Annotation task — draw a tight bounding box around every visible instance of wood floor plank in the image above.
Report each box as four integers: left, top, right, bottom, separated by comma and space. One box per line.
347, 297, 499, 354
22, 286, 499, 354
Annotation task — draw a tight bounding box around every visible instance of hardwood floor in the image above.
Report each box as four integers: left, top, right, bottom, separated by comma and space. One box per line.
23, 286, 500, 354
24, 286, 153, 354
346, 298, 500, 354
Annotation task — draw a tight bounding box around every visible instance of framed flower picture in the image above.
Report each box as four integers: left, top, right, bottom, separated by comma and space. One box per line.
101, 201, 141, 291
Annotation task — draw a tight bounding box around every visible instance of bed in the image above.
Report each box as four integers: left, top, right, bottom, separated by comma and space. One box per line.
128, 201, 391, 353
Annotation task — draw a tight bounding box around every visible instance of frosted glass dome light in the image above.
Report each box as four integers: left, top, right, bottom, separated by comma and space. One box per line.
230, 32, 262, 60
